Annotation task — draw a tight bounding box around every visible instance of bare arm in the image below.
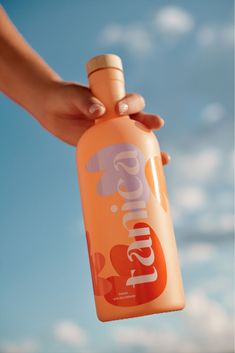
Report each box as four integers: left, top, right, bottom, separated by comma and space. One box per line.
0, 6, 60, 117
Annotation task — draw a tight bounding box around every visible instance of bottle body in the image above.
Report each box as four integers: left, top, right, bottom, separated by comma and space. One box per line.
76, 116, 184, 322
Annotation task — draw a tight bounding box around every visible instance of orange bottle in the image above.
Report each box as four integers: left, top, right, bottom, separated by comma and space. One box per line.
76, 54, 185, 322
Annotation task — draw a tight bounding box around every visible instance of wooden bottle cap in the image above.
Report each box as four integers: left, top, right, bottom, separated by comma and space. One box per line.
86, 54, 123, 76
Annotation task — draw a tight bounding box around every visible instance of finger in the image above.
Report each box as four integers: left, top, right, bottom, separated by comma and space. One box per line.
130, 112, 165, 130
116, 93, 145, 116
69, 84, 106, 119
161, 151, 171, 166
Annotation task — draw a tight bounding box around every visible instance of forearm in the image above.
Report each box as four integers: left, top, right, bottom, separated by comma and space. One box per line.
0, 6, 60, 117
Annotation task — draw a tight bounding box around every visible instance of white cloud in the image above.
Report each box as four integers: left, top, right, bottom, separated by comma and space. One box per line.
197, 23, 234, 48
201, 276, 232, 297
111, 290, 234, 353
227, 150, 234, 184
201, 103, 226, 123
0, 340, 38, 353
179, 242, 216, 265
100, 23, 152, 54
185, 290, 234, 352
173, 186, 206, 211
112, 326, 193, 353
173, 196, 234, 233
100, 6, 195, 54
154, 6, 194, 36
175, 148, 221, 183
54, 320, 88, 347
198, 212, 234, 233
170, 148, 233, 232
171, 206, 183, 225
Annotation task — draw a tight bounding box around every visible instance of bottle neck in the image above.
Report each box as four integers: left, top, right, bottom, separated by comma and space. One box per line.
88, 68, 126, 124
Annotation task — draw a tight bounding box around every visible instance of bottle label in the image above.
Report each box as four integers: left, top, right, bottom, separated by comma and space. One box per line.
86, 143, 167, 306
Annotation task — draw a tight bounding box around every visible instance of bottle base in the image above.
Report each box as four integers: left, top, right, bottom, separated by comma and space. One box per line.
97, 301, 185, 322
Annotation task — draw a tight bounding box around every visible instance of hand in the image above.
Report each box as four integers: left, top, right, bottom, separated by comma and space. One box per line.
0, 7, 170, 165
37, 81, 171, 165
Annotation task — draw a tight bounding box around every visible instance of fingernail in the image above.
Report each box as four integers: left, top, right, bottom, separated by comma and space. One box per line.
89, 103, 105, 117
118, 102, 128, 115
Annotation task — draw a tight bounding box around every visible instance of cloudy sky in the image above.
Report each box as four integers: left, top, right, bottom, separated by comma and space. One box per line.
0, 1, 234, 353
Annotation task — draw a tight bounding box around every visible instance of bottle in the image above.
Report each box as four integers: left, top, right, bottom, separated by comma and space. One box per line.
76, 54, 185, 322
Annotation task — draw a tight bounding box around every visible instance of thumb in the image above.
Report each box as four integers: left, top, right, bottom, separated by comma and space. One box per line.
70, 84, 106, 119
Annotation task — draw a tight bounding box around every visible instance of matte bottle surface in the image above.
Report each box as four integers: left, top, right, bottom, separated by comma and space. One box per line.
76, 57, 185, 321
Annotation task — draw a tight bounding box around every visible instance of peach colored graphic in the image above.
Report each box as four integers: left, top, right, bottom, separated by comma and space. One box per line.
86, 221, 167, 307
86, 231, 112, 296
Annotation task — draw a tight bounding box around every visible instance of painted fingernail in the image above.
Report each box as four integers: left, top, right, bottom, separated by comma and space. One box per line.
118, 102, 128, 115
89, 103, 105, 117
160, 117, 165, 126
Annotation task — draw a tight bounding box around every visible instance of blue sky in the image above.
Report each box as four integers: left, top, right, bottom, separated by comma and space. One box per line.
0, 1, 234, 353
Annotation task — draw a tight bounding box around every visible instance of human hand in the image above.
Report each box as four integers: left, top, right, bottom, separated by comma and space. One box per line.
0, 7, 170, 165
37, 81, 171, 165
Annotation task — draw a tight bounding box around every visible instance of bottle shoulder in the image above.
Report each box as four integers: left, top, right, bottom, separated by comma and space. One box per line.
76, 116, 160, 156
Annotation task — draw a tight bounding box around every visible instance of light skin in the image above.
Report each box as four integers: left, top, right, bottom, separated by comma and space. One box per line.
0, 6, 170, 165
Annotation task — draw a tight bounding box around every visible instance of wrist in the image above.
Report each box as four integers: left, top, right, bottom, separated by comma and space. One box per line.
12, 73, 62, 126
